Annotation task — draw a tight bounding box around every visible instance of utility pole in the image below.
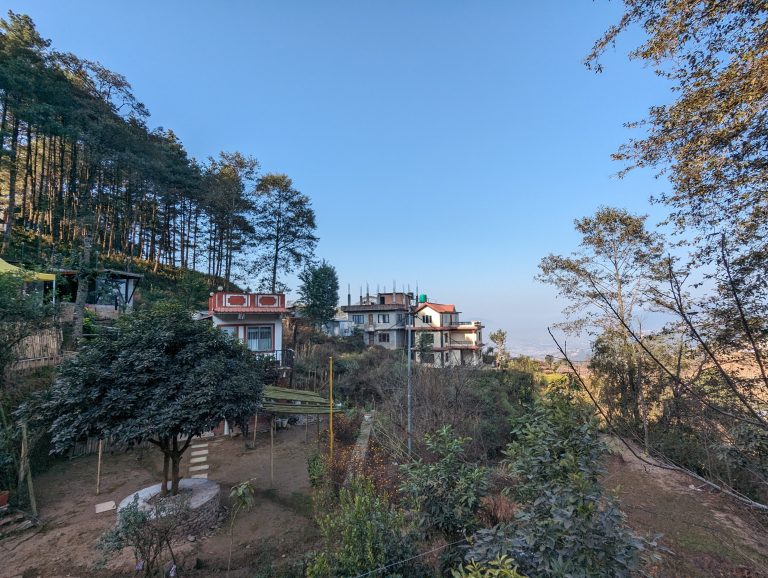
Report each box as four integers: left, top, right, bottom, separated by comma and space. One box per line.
406, 296, 413, 455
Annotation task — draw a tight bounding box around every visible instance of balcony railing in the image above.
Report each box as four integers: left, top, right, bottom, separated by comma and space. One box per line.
252, 348, 294, 369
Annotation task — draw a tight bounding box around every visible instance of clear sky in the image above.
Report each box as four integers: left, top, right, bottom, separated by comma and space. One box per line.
9, 0, 674, 357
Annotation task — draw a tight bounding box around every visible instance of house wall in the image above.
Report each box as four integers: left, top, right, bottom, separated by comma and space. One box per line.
212, 313, 284, 360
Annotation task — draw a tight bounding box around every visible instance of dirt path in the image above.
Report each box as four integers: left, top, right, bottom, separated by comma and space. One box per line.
603, 437, 768, 577
2, 423, 323, 578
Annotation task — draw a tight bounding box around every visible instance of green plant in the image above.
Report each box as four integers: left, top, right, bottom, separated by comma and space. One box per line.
307, 478, 421, 577
307, 450, 326, 488
227, 480, 256, 577
452, 556, 527, 578
399, 426, 489, 539
97, 494, 189, 577
463, 391, 645, 577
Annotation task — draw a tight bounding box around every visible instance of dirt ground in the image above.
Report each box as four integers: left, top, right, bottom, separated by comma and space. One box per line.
2, 421, 324, 578
602, 437, 768, 578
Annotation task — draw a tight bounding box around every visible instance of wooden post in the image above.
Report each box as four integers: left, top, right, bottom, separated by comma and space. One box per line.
18, 422, 37, 516
96, 439, 103, 495
269, 416, 274, 488
329, 356, 334, 463
252, 414, 257, 446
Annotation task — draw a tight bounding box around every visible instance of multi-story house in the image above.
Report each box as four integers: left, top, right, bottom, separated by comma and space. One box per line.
341, 291, 411, 349
342, 291, 484, 366
412, 301, 484, 366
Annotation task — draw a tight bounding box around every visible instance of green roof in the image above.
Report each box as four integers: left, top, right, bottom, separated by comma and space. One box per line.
262, 385, 332, 414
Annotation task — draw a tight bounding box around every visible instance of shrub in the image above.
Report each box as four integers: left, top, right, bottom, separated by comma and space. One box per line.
307, 478, 421, 577
399, 427, 489, 539
451, 556, 527, 578
463, 391, 645, 578
97, 494, 190, 577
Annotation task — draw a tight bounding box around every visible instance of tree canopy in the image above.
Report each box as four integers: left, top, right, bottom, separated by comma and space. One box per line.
251, 173, 318, 292
297, 260, 339, 327
27, 303, 265, 494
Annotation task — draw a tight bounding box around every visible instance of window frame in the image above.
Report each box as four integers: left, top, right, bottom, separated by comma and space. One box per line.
246, 325, 274, 352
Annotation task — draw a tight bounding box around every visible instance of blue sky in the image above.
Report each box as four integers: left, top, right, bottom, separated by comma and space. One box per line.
10, 1, 673, 356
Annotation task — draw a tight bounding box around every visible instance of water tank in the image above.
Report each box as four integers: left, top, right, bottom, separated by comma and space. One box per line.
418, 294, 428, 303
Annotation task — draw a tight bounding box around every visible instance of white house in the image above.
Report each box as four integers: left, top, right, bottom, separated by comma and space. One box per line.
412, 301, 484, 367
208, 291, 289, 364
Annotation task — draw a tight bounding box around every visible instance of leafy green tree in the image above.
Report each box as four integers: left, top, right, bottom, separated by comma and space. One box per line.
587, 1, 768, 279
297, 260, 339, 327
488, 330, 508, 368
400, 426, 488, 540
537, 207, 663, 445
251, 173, 318, 292
26, 303, 264, 495
465, 391, 643, 578
537, 207, 663, 335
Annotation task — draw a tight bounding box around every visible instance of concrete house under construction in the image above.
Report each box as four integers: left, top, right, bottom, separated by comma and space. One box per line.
341, 290, 485, 366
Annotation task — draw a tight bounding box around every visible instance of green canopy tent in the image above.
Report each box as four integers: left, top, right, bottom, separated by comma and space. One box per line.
261, 385, 333, 486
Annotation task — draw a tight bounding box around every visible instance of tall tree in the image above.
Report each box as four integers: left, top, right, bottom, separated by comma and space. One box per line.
538, 207, 663, 448
251, 173, 317, 293
537, 207, 663, 335
587, 1, 768, 305
297, 260, 339, 327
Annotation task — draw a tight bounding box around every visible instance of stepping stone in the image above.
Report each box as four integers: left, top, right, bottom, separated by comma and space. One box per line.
190, 456, 207, 464
191, 444, 208, 449
191, 449, 209, 456
189, 464, 209, 472
95, 501, 116, 513
191, 473, 208, 479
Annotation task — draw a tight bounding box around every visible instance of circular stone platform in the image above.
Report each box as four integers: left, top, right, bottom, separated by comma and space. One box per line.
118, 478, 221, 536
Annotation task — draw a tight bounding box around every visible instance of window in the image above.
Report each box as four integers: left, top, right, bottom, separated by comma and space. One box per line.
378, 332, 390, 343
377, 314, 390, 324
352, 314, 365, 324
421, 314, 433, 325
420, 333, 434, 345
220, 326, 237, 338
396, 313, 404, 324
247, 326, 273, 352
421, 352, 435, 363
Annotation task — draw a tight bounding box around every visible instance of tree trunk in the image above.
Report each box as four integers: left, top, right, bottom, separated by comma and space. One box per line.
2, 116, 21, 253
171, 436, 181, 495
72, 233, 93, 344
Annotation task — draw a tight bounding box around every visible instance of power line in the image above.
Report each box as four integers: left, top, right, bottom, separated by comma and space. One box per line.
350, 537, 468, 578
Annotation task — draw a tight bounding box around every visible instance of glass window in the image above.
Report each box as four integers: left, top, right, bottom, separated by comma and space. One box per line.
421, 314, 433, 325
378, 332, 390, 343
220, 326, 237, 338
352, 314, 365, 324
377, 314, 390, 323
247, 326, 273, 352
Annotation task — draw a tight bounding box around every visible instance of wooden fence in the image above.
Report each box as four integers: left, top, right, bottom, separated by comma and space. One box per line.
69, 436, 149, 458
10, 328, 62, 371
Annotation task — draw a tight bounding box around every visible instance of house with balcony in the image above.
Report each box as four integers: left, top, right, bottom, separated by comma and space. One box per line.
207, 291, 291, 366
412, 301, 484, 367
341, 291, 411, 349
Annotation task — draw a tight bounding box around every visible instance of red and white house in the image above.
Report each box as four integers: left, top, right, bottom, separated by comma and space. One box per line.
208, 291, 289, 364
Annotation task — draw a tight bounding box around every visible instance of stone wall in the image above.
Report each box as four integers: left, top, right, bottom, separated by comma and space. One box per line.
118, 478, 221, 538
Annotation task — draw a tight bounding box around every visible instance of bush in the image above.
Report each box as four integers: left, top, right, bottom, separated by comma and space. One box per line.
452, 556, 527, 578
461, 390, 645, 578
400, 426, 489, 539
97, 494, 190, 577
307, 478, 422, 577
